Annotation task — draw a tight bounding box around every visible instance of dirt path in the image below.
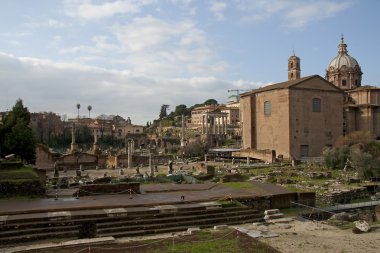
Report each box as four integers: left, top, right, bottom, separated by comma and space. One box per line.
257, 220, 380, 253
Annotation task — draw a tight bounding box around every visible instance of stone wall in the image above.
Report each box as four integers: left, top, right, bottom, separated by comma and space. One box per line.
317, 187, 370, 205
239, 197, 271, 211
297, 192, 316, 206
56, 152, 98, 170
35, 144, 59, 170
270, 193, 297, 209
233, 149, 274, 163
194, 163, 215, 175
109, 154, 174, 168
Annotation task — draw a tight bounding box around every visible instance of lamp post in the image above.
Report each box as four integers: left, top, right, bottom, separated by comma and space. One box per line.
76, 104, 80, 122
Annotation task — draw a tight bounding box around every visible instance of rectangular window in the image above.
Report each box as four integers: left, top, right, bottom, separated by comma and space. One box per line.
264, 101, 271, 115
342, 79, 347, 86
312, 98, 321, 112
300, 145, 309, 158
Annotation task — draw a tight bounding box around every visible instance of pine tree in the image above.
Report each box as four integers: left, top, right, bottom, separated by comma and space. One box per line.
0, 99, 36, 163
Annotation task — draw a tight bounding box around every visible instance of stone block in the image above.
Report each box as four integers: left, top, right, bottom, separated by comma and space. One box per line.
214, 225, 228, 230
199, 201, 221, 210
48, 211, 71, 221
353, 220, 370, 233
187, 227, 200, 235
262, 233, 279, 238
155, 205, 178, 213
264, 213, 284, 220
0, 215, 8, 225
104, 208, 128, 217
265, 218, 293, 224
264, 209, 280, 215
247, 231, 262, 238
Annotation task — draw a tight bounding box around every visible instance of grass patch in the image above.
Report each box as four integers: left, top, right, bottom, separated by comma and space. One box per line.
218, 200, 244, 208
31, 229, 281, 253
0, 167, 39, 181
223, 182, 260, 190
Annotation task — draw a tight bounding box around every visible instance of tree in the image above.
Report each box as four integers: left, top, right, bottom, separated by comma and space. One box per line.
181, 139, 208, 157
174, 104, 190, 116
87, 105, 92, 119
0, 99, 36, 162
203, 99, 218, 105
159, 104, 169, 119
323, 131, 380, 179
76, 103, 81, 121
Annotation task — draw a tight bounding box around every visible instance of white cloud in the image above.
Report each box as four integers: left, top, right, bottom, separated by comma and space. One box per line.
0, 53, 243, 124
209, 1, 227, 21
64, 0, 156, 20
47, 19, 72, 28
285, 1, 353, 28
231, 79, 263, 89
235, 0, 353, 28
114, 16, 175, 52
111, 16, 224, 77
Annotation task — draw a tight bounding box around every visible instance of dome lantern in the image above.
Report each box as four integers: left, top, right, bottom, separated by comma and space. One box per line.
326, 36, 362, 90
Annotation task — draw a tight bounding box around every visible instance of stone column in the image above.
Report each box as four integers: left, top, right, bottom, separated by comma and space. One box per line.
127, 141, 132, 169
213, 116, 217, 134
206, 115, 209, 135
181, 114, 185, 147
246, 157, 250, 165
71, 123, 75, 144
93, 132, 98, 151
223, 116, 226, 134
149, 152, 154, 177
216, 116, 220, 134
202, 115, 205, 134
70, 123, 77, 153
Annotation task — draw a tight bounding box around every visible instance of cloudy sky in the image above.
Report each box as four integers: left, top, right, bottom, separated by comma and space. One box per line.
1, 0, 379, 124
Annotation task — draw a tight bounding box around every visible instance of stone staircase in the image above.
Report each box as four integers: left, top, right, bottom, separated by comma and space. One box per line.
0, 202, 263, 245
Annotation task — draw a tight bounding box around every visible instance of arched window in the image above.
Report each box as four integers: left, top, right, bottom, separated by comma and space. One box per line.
312, 98, 321, 112
342, 79, 347, 86
264, 101, 271, 115
290, 62, 293, 68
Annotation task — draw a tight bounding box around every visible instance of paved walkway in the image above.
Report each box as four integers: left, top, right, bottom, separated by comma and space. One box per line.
325, 200, 380, 212
0, 183, 279, 215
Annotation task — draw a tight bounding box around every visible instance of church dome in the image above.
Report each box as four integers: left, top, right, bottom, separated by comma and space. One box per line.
328, 53, 360, 70
325, 36, 362, 90
327, 37, 360, 70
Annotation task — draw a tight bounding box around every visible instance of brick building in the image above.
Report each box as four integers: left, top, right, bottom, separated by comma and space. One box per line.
240, 37, 380, 161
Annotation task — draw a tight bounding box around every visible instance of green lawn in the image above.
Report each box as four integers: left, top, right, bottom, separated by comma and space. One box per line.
222, 182, 261, 190
0, 167, 39, 181
30, 229, 281, 253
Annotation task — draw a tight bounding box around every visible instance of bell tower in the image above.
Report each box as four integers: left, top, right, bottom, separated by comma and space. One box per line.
288, 53, 301, 81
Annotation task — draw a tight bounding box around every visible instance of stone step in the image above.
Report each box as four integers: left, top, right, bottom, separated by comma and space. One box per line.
0, 206, 263, 245
2, 206, 253, 228
0, 206, 254, 231
97, 209, 259, 229
264, 213, 284, 220
0, 224, 79, 238
0, 230, 78, 245
97, 213, 262, 234
98, 217, 264, 238
264, 209, 280, 215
